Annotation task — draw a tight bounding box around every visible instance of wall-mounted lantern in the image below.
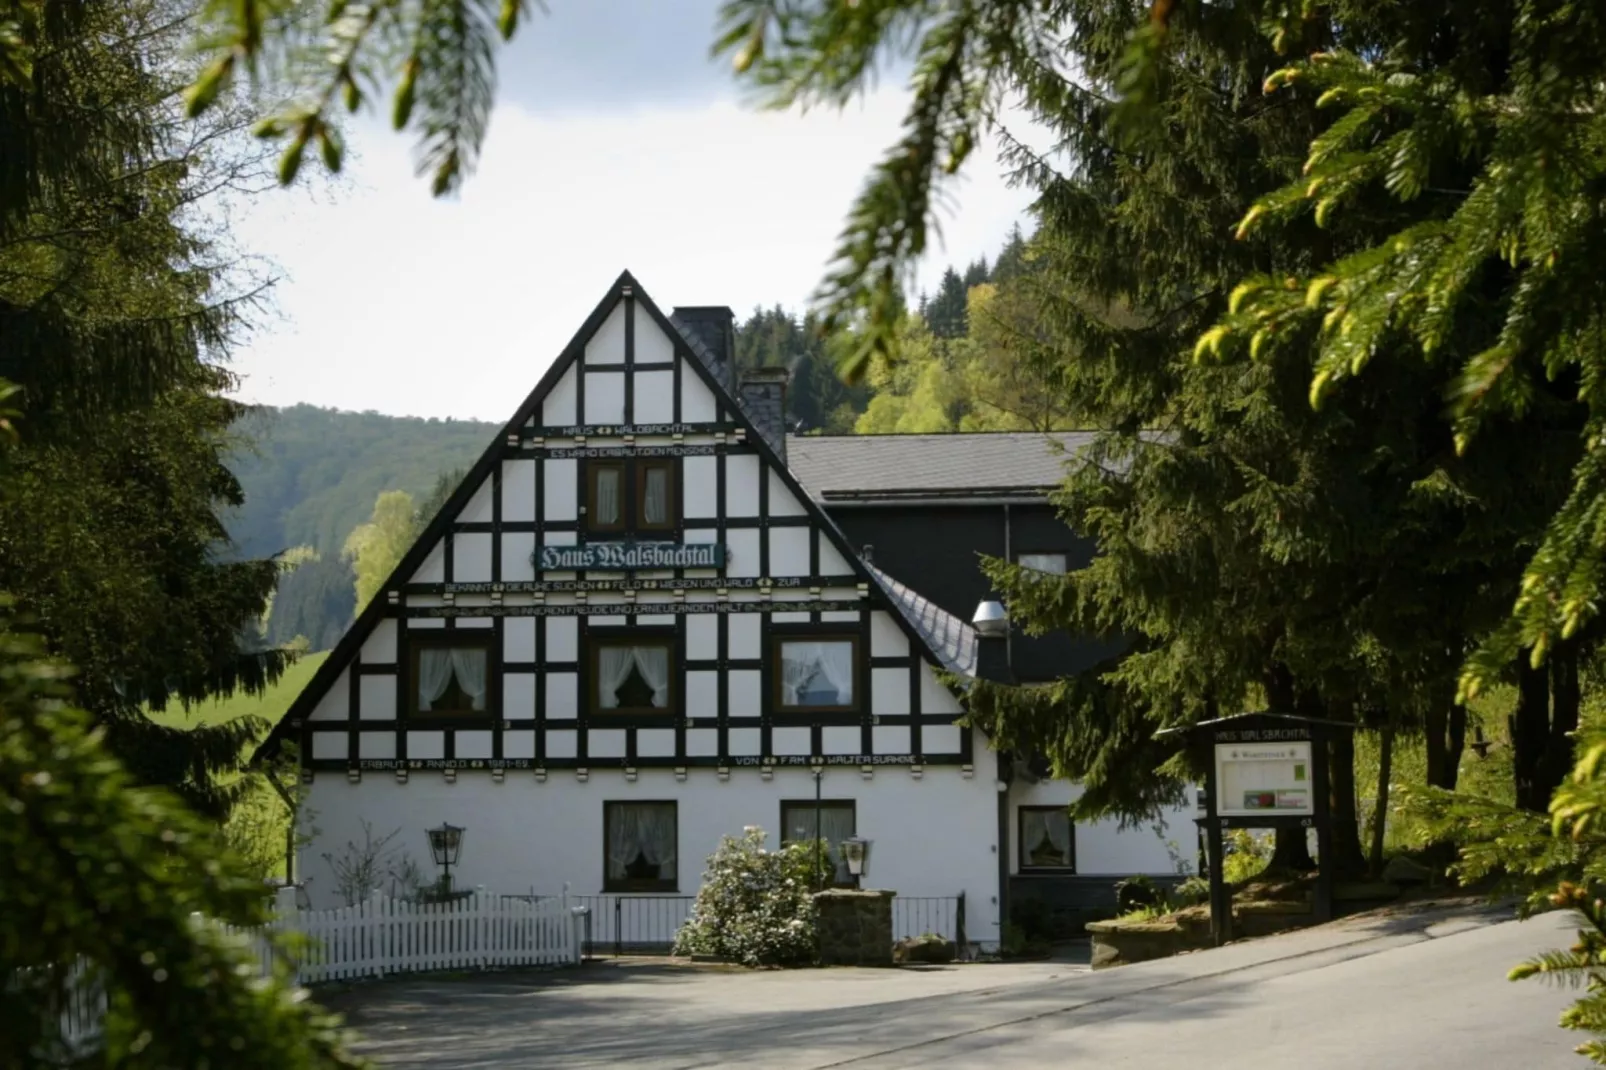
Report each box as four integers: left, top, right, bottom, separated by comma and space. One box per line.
840, 837, 872, 881
426, 822, 465, 891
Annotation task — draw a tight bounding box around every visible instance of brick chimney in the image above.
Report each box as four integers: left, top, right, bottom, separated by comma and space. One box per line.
671, 306, 736, 394
738, 367, 790, 462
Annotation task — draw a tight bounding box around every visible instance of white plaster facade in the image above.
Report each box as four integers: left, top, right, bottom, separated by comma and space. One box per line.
273, 273, 1192, 948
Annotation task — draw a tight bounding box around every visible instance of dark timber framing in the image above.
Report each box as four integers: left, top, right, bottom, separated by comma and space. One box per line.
257, 271, 974, 776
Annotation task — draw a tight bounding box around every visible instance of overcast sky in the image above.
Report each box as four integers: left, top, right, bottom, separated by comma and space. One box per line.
226, 1, 1035, 422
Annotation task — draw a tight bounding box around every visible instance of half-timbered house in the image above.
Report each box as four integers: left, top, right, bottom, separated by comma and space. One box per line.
262, 271, 1191, 949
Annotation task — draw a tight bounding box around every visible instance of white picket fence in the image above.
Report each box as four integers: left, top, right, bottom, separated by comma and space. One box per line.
47, 888, 586, 1059
225, 886, 586, 985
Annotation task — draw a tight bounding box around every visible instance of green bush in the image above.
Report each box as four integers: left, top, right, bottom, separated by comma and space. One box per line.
673, 827, 829, 967
1222, 829, 1272, 885
1171, 875, 1211, 907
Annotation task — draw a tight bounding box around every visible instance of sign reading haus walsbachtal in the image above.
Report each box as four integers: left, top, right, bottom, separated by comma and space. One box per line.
534, 541, 727, 572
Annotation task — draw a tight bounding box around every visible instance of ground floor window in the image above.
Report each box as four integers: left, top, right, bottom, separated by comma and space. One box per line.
780, 800, 857, 885
1019, 806, 1075, 872
604, 801, 678, 892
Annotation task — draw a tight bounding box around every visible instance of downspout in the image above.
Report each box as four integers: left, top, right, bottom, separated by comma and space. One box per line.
997, 501, 1014, 943
1002, 503, 1014, 678
997, 752, 1012, 946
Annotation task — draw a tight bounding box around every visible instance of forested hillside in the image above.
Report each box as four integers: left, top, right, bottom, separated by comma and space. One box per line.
227, 404, 496, 561
230, 229, 1038, 650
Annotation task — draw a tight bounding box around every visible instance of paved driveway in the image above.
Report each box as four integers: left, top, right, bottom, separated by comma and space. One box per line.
322, 904, 1581, 1070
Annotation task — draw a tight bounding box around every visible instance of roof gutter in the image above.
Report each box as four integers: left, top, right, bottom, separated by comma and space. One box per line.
815, 493, 1051, 508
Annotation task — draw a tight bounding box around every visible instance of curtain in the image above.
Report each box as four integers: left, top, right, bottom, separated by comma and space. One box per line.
597, 646, 636, 709
820, 806, 856, 883
1019, 553, 1067, 575
417, 649, 454, 710
815, 642, 854, 706
636, 805, 677, 875
606, 804, 641, 879
779, 642, 854, 706
595, 467, 621, 525
642, 466, 669, 525
607, 804, 676, 881
1023, 810, 1071, 866
450, 648, 488, 711
779, 643, 818, 706
1044, 811, 1072, 860
632, 645, 671, 708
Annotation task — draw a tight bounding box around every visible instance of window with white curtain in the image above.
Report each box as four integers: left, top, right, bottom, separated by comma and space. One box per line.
410, 640, 492, 717
591, 464, 623, 528
585, 459, 676, 532
1018, 552, 1068, 575
781, 801, 857, 886
604, 801, 678, 891
1019, 807, 1075, 871
775, 637, 858, 710
591, 639, 674, 713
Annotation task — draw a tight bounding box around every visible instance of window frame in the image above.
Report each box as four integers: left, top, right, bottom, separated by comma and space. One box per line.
1017, 805, 1077, 873
779, 799, 858, 888
588, 634, 678, 716
405, 632, 497, 722
602, 800, 679, 893
635, 458, 677, 533
1017, 551, 1069, 575
585, 460, 628, 533
583, 458, 679, 533
771, 634, 861, 713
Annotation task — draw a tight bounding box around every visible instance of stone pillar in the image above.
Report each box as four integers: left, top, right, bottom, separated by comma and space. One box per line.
814, 889, 895, 967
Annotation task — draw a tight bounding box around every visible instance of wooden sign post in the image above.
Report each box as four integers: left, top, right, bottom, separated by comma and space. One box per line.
1161, 712, 1354, 947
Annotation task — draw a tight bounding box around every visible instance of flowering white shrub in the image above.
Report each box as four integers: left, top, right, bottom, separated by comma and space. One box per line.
672, 826, 830, 967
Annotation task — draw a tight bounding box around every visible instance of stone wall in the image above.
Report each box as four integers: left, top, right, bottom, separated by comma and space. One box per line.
814, 890, 895, 967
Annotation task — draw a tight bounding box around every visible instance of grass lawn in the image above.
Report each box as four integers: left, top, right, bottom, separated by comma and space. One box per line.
145, 650, 328, 881
146, 651, 328, 730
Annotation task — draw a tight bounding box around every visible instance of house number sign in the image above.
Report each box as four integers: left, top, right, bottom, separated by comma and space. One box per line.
534, 541, 728, 572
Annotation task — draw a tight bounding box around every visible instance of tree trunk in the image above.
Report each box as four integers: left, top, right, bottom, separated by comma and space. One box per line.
1423, 680, 1467, 791
1546, 640, 1582, 799
265, 769, 298, 884
1323, 701, 1368, 882
1271, 826, 1315, 871
1424, 701, 1448, 789
1445, 703, 1467, 792
1265, 666, 1314, 871
1369, 724, 1394, 877
1510, 651, 1551, 813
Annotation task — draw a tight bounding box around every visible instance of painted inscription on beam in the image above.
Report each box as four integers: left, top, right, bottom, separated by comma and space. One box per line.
412, 600, 864, 619
535, 541, 726, 571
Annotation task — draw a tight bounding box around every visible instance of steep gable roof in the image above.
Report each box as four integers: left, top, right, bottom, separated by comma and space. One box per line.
255, 271, 973, 761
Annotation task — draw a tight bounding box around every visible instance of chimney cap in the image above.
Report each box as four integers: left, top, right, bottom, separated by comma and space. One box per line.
739, 366, 791, 385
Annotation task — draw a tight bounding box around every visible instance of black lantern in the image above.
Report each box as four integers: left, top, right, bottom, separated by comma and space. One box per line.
426, 822, 465, 890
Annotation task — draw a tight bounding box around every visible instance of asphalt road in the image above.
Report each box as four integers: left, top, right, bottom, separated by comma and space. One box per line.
328, 903, 1586, 1069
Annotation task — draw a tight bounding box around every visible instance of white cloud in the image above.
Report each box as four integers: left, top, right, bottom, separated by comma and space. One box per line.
227, 91, 1033, 421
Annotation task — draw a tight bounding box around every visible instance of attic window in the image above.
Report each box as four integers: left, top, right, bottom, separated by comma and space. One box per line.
409, 637, 493, 718
586, 459, 677, 532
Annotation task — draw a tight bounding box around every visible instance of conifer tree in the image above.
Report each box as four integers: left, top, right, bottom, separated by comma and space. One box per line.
1203, 1, 1606, 676
2, 0, 300, 818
